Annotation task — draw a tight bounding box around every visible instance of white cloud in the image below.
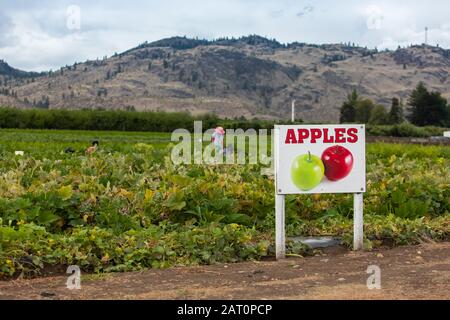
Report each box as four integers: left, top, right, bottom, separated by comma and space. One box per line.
0, 0, 449, 71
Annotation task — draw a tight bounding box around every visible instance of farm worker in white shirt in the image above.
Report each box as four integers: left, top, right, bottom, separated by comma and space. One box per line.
211, 126, 225, 154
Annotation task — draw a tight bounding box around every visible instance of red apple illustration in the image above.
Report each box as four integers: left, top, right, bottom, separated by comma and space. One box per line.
321, 145, 354, 181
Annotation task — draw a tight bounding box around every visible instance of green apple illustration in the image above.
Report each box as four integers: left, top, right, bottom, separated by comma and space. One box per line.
291, 151, 325, 191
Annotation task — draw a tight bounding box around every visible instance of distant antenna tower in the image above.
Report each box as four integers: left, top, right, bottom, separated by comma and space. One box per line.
425, 27, 428, 45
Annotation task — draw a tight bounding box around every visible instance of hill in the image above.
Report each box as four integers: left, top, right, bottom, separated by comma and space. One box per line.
0, 36, 449, 122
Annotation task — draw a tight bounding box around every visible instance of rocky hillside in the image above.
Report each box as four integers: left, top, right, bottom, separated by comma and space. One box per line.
0, 36, 449, 122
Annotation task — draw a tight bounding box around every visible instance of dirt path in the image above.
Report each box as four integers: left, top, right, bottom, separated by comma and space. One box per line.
1, 242, 449, 300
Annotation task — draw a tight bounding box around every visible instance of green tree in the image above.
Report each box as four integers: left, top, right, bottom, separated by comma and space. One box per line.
339, 89, 358, 123
408, 82, 448, 126
355, 98, 375, 123
369, 105, 388, 124
388, 97, 404, 124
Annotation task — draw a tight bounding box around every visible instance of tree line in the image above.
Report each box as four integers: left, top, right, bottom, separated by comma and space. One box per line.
0, 108, 283, 132
340, 82, 449, 127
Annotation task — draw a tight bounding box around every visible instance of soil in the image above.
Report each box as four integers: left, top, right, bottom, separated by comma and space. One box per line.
1, 242, 449, 300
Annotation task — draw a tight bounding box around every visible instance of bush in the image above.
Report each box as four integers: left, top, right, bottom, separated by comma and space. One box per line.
367, 123, 448, 137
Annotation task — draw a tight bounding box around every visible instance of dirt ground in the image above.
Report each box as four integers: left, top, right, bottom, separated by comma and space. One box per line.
1, 242, 449, 300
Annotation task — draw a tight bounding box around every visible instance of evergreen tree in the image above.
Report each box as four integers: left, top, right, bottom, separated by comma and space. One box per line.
388, 97, 404, 124
408, 82, 448, 126
339, 89, 358, 123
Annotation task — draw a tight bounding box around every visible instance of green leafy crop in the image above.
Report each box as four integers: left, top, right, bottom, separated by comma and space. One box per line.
0, 129, 448, 277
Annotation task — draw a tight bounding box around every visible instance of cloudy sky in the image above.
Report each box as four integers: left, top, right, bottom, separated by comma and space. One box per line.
1, 0, 449, 71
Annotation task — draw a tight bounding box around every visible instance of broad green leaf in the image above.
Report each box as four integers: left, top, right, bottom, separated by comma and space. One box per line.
58, 185, 73, 200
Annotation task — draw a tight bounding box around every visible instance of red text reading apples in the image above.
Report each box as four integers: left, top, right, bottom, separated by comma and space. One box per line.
285, 128, 358, 144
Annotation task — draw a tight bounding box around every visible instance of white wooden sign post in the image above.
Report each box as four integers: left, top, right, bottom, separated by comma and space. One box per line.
274, 125, 366, 259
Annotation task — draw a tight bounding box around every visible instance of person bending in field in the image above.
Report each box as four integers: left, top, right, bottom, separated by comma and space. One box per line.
211, 127, 225, 154
85, 140, 99, 155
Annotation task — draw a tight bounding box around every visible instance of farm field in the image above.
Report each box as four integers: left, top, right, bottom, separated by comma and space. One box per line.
0, 129, 449, 278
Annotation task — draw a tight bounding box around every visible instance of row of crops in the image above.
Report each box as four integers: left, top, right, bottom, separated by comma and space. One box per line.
0, 129, 449, 277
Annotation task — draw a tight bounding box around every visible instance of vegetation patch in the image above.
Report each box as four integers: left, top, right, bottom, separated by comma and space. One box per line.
0, 130, 448, 277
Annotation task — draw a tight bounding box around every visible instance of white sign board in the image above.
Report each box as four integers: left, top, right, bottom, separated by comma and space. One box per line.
275, 125, 366, 194
273, 124, 366, 259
